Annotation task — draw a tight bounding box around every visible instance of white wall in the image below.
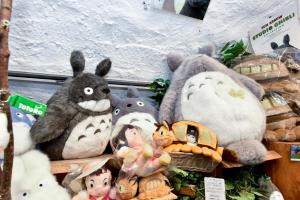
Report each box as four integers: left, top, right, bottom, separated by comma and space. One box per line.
9, 0, 201, 82
200, 0, 296, 46
9, 0, 296, 82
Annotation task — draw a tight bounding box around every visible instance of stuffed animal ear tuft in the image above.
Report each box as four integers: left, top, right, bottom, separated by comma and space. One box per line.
270, 42, 278, 50
70, 50, 85, 77
127, 87, 140, 98
111, 94, 122, 109
283, 34, 290, 46
95, 58, 112, 77
167, 52, 184, 72
198, 44, 216, 57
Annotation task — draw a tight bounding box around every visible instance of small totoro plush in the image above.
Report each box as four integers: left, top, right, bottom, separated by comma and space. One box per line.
12, 150, 70, 200
159, 47, 267, 165
0, 107, 35, 160
112, 87, 158, 142
30, 51, 113, 160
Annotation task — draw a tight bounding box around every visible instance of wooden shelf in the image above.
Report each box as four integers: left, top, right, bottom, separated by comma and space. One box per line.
51, 151, 281, 174
51, 155, 116, 174
221, 150, 281, 168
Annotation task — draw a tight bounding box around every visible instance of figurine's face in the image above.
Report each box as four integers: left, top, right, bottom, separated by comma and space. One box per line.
69, 73, 111, 112
85, 170, 112, 198
153, 126, 174, 147
187, 134, 196, 144
125, 128, 144, 147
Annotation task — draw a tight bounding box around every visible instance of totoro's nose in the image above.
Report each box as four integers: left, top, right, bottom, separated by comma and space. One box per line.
102, 88, 110, 94
127, 103, 132, 107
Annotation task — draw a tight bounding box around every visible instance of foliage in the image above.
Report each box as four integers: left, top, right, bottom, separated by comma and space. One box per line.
149, 78, 170, 106
220, 39, 251, 67
169, 166, 266, 200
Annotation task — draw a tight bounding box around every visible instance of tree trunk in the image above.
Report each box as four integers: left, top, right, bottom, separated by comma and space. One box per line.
0, 0, 14, 200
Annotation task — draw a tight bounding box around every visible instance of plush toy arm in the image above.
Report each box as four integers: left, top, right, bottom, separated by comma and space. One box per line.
31, 101, 77, 143
237, 75, 265, 99
159, 88, 177, 123
0, 113, 10, 152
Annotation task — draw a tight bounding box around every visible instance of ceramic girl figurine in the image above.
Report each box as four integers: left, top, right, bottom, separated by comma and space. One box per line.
111, 124, 171, 177
70, 158, 116, 200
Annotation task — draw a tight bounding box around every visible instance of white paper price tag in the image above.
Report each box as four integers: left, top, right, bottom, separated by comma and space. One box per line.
204, 177, 226, 200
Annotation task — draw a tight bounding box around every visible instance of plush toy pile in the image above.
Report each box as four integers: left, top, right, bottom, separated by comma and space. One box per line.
1, 48, 287, 200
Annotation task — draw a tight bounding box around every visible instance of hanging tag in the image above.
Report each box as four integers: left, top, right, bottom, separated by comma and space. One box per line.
204, 177, 226, 200
8, 95, 47, 116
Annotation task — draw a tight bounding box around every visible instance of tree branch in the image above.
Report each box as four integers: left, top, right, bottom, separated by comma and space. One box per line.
0, 0, 14, 200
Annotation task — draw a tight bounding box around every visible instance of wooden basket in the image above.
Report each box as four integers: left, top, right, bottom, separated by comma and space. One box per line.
170, 152, 219, 173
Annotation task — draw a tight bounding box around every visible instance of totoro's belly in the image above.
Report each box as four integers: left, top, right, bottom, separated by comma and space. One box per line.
180, 72, 266, 146
62, 113, 112, 159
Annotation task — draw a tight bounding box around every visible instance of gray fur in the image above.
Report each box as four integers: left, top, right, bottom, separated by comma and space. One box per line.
70, 50, 85, 77
159, 52, 266, 165
160, 53, 264, 123
95, 58, 112, 77
226, 140, 267, 165
31, 51, 112, 160
112, 87, 157, 125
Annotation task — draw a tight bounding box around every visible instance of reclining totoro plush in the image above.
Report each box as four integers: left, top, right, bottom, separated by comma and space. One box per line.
159, 48, 267, 165
31, 51, 113, 160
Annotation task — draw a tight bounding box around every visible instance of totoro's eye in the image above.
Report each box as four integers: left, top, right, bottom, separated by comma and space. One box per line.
84, 87, 94, 95
136, 101, 144, 107
114, 108, 120, 115
16, 112, 24, 118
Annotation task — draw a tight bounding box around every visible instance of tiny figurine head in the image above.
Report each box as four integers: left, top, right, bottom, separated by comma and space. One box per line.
153, 121, 174, 147
84, 168, 112, 198
187, 126, 198, 144
115, 175, 138, 200
112, 125, 144, 150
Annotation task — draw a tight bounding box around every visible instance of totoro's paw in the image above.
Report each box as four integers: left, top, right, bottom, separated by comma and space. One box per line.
222, 148, 240, 163
226, 140, 267, 165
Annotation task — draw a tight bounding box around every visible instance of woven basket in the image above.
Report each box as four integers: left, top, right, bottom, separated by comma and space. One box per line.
170, 152, 219, 173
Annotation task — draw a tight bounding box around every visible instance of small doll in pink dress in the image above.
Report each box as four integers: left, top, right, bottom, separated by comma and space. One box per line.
111, 124, 171, 177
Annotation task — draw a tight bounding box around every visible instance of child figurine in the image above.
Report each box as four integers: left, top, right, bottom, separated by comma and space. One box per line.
70, 158, 116, 200
111, 124, 171, 177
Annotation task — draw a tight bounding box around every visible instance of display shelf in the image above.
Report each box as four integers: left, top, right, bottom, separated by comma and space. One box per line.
221, 150, 281, 168
50, 155, 121, 174
265, 141, 300, 200
51, 151, 281, 174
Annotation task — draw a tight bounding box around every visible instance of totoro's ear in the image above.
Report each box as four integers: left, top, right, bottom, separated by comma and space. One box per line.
198, 44, 216, 57
283, 34, 290, 46
127, 87, 140, 98
95, 58, 112, 77
167, 52, 184, 72
270, 42, 278, 50
111, 94, 121, 109
70, 50, 85, 77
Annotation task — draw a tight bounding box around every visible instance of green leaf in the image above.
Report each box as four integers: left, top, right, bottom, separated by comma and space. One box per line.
252, 191, 264, 197
225, 181, 235, 190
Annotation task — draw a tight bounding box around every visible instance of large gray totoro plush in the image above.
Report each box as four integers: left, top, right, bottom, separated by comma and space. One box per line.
159, 48, 267, 165
112, 87, 158, 142
31, 51, 112, 160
